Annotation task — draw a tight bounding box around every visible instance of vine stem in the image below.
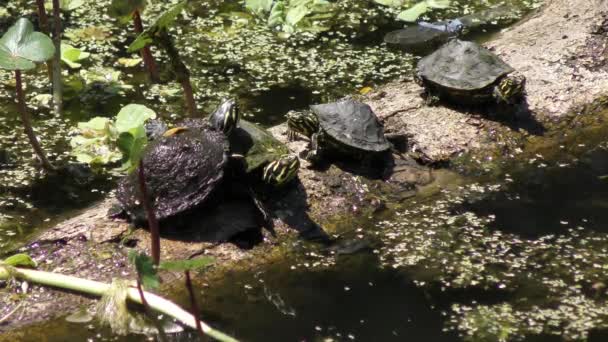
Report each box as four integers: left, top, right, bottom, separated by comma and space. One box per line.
0, 266, 239, 342
133, 10, 159, 82
51, 0, 62, 115
138, 159, 161, 265
15, 70, 55, 171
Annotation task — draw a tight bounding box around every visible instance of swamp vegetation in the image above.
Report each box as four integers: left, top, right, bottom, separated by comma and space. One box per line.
4, 0, 608, 341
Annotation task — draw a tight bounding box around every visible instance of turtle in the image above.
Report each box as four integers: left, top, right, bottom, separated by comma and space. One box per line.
286, 98, 391, 164
384, 19, 464, 55
415, 39, 526, 105
116, 99, 298, 226
115, 121, 231, 224
384, 5, 518, 55
230, 119, 300, 188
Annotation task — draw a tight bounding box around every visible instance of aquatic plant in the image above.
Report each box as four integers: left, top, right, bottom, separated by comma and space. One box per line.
374, 0, 451, 21
0, 253, 238, 341
35, 0, 49, 34
70, 103, 156, 170
109, 0, 159, 81
0, 18, 56, 171
129, 250, 216, 338
128, 2, 198, 116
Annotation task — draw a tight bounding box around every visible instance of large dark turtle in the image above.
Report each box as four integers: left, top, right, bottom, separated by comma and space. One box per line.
415, 39, 525, 105
115, 99, 239, 224
115, 126, 229, 224
286, 98, 391, 164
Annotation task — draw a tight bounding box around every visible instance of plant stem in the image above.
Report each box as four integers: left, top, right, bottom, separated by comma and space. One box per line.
157, 30, 198, 117
15, 70, 55, 171
185, 270, 205, 338
51, 0, 63, 115
136, 279, 150, 312
35, 0, 49, 33
0, 267, 239, 342
138, 160, 161, 265
132, 10, 159, 82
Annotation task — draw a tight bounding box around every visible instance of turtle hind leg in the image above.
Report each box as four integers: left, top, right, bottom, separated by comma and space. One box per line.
247, 186, 275, 235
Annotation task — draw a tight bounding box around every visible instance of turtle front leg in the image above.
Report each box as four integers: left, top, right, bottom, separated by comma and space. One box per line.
247, 186, 274, 232
306, 132, 325, 166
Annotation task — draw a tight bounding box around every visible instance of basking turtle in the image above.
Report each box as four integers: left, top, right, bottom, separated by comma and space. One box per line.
286, 98, 391, 164
116, 99, 298, 225
384, 5, 518, 55
415, 39, 525, 105
384, 19, 464, 55
230, 119, 300, 187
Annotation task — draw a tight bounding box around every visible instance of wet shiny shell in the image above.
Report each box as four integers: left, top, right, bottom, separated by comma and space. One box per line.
417, 39, 514, 91
229, 119, 289, 174
310, 99, 391, 152
116, 128, 229, 222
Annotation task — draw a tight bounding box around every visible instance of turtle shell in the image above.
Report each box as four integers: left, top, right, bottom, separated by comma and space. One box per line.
310, 99, 391, 152
417, 39, 514, 91
116, 127, 229, 223
229, 119, 289, 174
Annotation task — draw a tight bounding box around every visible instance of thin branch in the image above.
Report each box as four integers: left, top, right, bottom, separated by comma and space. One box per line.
185, 270, 204, 338
138, 160, 161, 265
133, 10, 159, 82
15, 70, 55, 171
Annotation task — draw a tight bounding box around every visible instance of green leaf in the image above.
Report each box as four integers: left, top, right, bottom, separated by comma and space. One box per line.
245, 0, 274, 13
78, 117, 111, 133
3, 254, 37, 268
285, 3, 310, 26
372, 0, 405, 6
61, 42, 90, 69
128, 251, 159, 290
117, 57, 142, 67
267, 1, 286, 27
114, 104, 156, 134
427, 0, 450, 8
128, 1, 186, 52
117, 131, 147, 171
109, 0, 147, 24
0, 18, 55, 71
397, 2, 429, 22
159, 257, 215, 272
60, 0, 85, 10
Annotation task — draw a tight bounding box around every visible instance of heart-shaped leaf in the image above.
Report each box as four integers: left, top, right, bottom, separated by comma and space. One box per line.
114, 103, 156, 134
61, 42, 90, 69
128, 2, 186, 52
0, 18, 55, 70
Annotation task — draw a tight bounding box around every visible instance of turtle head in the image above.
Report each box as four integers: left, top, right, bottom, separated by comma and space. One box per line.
210, 99, 240, 135
494, 73, 526, 104
262, 154, 300, 187
286, 110, 319, 140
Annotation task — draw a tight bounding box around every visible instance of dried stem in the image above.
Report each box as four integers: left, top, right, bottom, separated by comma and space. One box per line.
157, 30, 198, 117
51, 0, 62, 115
185, 271, 205, 338
133, 10, 159, 82
15, 70, 55, 171
137, 159, 161, 265
35, 0, 49, 33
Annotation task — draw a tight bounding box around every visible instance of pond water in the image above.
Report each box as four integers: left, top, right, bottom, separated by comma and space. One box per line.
12, 0, 608, 341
